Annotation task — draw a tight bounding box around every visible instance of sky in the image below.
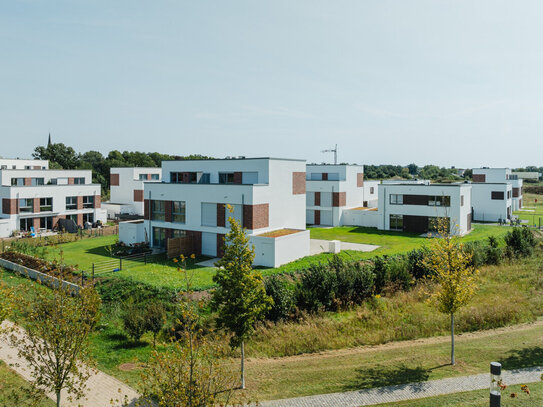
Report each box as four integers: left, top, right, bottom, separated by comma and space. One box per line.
1, 0, 543, 168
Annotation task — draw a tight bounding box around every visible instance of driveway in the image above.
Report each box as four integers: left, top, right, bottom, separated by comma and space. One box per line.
310, 239, 379, 255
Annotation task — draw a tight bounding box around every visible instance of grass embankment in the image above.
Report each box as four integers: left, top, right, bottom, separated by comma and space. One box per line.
515, 192, 543, 227
375, 381, 543, 406
0, 361, 54, 406
40, 224, 508, 290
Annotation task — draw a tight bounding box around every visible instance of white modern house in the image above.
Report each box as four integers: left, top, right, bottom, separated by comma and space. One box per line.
0, 158, 48, 170
0, 164, 106, 237
472, 167, 519, 218
375, 182, 473, 235
104, 167, 162, 218
119, 157, 309, 267
305, 164, 369, 226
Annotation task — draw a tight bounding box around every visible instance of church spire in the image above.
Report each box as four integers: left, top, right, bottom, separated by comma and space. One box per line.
47, 132, 52, 147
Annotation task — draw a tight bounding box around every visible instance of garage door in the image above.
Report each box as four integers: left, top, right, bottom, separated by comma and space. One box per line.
201, 232, 217, 257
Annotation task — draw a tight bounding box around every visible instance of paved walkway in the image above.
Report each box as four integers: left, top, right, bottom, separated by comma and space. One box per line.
0, 320, 140, 407
310, 239, 379, 255
260, 366, 543, 406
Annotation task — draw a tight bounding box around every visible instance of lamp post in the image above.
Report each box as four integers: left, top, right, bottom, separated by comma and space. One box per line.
490, 362, 501, 407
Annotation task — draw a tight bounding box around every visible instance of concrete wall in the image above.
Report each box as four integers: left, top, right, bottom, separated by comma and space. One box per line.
119, 220, 147, 245
342, 209, 380, 228
250, 230, 309, 267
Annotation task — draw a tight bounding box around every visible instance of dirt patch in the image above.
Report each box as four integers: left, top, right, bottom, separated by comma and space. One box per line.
118, 362, 142, 371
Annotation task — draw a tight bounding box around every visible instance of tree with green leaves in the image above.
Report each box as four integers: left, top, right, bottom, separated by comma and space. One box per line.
422, 217, 478, 365
33, 143, 80, 169
211, 207, 272, 389
7, 279, 101, 407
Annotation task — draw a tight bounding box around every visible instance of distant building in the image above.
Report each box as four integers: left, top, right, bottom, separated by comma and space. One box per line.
512, 171, 542, 181
472, 167, 521, 215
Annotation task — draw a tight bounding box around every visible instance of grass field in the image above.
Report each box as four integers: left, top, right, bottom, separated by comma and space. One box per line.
37, 223, 511, 290
0, 361, 54, 406
515, 192, 543, 227
375, 381, 543, 406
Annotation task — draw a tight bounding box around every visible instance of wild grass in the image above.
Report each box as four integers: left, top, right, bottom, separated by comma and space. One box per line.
515, 192, 543, 227
0, 361, 54, 406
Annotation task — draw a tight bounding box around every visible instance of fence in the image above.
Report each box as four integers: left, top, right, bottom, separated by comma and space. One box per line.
89, 251, 158, 279
0, 225, 119, 253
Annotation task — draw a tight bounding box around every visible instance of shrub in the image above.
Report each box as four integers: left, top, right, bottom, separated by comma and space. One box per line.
95, 278, 176, 306
386, 256, 412, 291
349, 263, 375, 304
121, 303, 147, 342
264, 275, 295, 322
144, 302, 166, 347
505, 228, 537, 258
406, 248, 432, 279
372, 256, 390, 293
485, 236, 503, 265
464, 241, 487, 268
296, 263, 338, 312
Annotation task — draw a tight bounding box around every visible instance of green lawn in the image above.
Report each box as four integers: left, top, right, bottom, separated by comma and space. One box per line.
375, 382, 543, 406
0, 361, 54, 406
515, 192, 543, 227
38, 224, 511, 290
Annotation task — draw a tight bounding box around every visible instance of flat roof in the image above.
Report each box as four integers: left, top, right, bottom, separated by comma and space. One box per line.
110, 167, 162, 170
162, 157, 306, 162
381, 183, 467, 187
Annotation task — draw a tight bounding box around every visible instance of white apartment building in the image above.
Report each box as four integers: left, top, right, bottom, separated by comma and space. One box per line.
119, 158, 309, 267
471, 183, 512, 222
0, 165, 106, 237
375, 182, 473, 235
305, 164, 368, 226
472, 167, 520, 216
0, 158, 48, 170
104, 167, 162, 218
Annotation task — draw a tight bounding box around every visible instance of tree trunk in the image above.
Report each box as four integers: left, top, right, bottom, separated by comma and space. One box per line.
56, 391, 61, 407
451, 313, 455, 365
241, 340, 246, 389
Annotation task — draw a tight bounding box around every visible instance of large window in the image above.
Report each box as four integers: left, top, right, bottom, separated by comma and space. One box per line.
172, 229, 187, 239
83, 196, 94, 208
139, 174, 148, 181
40, 197, 52, 212
219, 172, 235, 184
152, 200, 166, 221
19, 218, 33, 231
172, 201, 186, 223
31, 178, 44, 186
390, 194, 403, 205
74, 177, 85, 184
428, 196, 450, 207
390, 214, 403, 231
153, 227, 166, 248
491, 191, 505, 200
40, 216, 53, 230
150, 174, 160, 180
19, 199, 33, 213
11, 178, 24, 186
66, 196, 77, 210
83, 213, 94, 224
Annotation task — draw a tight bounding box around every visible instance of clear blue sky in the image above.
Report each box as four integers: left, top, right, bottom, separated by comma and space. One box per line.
1, 1, 542, 168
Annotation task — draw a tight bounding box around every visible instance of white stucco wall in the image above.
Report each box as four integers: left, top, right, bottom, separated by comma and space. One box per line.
250, 230, 309, 267
471, 183, 512, 222
119, 221, 147, 245
342, 209, 380, 228
109, 167, 162, 216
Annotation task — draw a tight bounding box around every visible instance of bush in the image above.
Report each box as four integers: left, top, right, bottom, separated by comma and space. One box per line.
144, 302, 166, 347
265, 275, 295, 322
372, 256, 390, 293
406, 248, 432, 279
296, 263, 338, 312
464, 241, 488, 268
121, 303, 147, 341
505, 228, 537, 258
95, 278, 176, 306
485, 236, 503, 265
386, 256, 412, 291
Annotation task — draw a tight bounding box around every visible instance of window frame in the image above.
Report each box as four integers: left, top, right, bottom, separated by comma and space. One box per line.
390, 194, 403, 205
66, 196, 77, 210
151, 200, 166, 221
40, 197, 53, 212
172, 201, 186, 224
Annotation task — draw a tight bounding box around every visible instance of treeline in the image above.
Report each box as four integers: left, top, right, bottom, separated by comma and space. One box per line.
32, 143, 213, 196
364, 164, 460, 181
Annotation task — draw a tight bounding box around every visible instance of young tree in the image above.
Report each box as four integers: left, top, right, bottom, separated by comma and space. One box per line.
422, 217, 478, 365
7, 281, 101, 407
211, 207, 272, 389
144, 302, 166, 347
139, 254, 239, 407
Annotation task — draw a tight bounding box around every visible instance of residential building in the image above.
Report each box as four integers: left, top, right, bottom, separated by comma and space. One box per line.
104, 167, 162, 218
120, 157, 309, 267
305, 164, 366, 226
0, 164, 106, 237
471, 182, 512, 222
375, 182, 472, 235
472, 167, 520, 215
0, 158, 48, 170
512, 171, 542, 181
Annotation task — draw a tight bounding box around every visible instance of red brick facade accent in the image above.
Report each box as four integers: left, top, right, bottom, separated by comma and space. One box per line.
33, 218, 40, 232
292, 172, 306, 195
33, 165, 41, 170
513, 188, 520, 198
165, 201, 173, 222
110, 173, 120, 186
147, 174, 152, 180
217, 203, 225, 227
24, 178, 31, 186
68, 178, 75, 185
77, 213, 83, 226
33, 198, 40, 213
217, 233, 225, 257
143, 199, 150, 220
2, 199, 17, 215
243, 204, 269, 230
314, 210, 320, 225
233, 172, 243, 185
134, 190, 144, 202
332, 192, 346, 207
472, 174, 486, 183
314, 192, 321, 206
322, 173, 328, 181
94, 195, 101, 208
77, 196, 83, 210
357, 173, 364, 187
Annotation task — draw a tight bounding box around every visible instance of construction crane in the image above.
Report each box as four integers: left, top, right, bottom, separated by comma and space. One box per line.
321, 144, 338, 165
